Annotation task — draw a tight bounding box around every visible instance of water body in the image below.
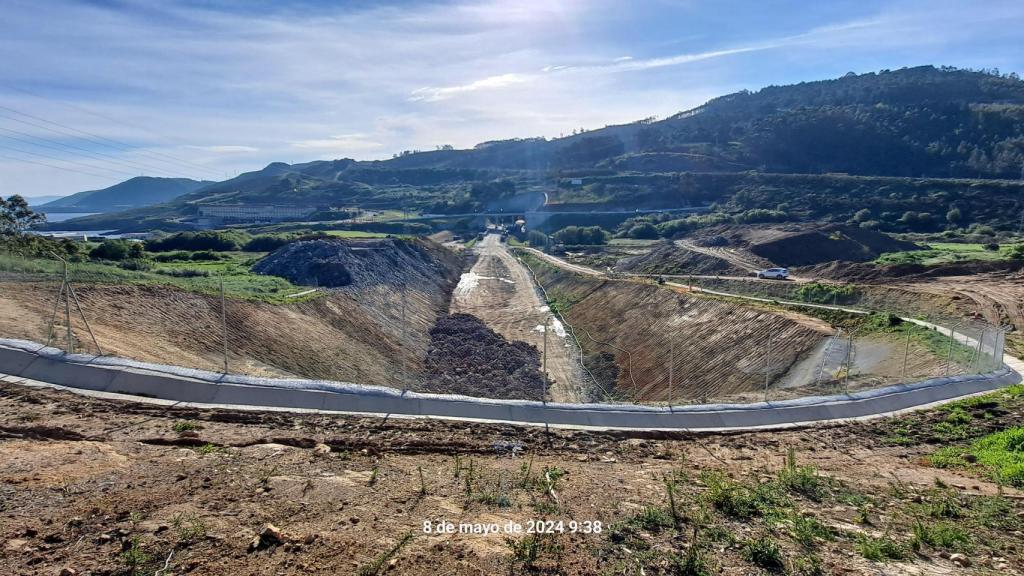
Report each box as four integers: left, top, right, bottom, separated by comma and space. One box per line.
41, 212, 100, 222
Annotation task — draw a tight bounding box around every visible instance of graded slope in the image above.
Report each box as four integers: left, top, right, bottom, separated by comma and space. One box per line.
531, 262, 832, 402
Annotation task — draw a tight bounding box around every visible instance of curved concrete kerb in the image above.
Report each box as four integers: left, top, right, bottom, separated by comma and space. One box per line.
0, 337, 1019, 431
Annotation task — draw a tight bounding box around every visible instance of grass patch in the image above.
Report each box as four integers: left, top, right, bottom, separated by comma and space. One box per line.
910, 521, 972, 552
930, 426, 1024, 488
855, 534, 908, 561
0, 252, 319, 304
700, 471, 789, 519
875, 242, 1024, 266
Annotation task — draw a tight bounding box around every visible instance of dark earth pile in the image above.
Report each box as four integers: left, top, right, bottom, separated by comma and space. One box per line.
750, 225, 919, 266
420, 313, 546, 400
616, 240, 746, 275
253, 237, 462, 288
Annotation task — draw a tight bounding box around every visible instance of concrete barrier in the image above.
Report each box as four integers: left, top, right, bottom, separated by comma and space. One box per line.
1, 337, 1019, 431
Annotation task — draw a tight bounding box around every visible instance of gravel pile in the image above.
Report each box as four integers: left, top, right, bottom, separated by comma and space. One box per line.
253, 237, 461, 288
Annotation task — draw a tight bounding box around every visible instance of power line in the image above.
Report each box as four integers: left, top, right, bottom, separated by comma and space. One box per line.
0, 152, 120, 180
0, 126, 181, 178
0, 104, 222, 179
0, 84, 223, 176
0, 141, 141, 179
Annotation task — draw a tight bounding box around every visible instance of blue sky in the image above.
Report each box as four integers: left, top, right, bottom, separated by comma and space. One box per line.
1, 0, 1023, 198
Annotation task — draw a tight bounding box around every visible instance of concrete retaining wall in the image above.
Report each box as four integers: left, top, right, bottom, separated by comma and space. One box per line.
0, 338, 1019, 431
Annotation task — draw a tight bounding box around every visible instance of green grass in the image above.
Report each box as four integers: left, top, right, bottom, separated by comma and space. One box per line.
323, 230, 395, 238
930, 426, 1024, 488
0, 252, 319, 304
855, 534, 908, 561
875, 242, 1024, 266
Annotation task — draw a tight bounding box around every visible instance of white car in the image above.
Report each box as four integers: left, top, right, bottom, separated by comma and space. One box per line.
756, 267, 789, 280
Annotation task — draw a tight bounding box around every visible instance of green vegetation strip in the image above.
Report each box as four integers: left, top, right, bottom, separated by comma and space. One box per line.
0, 252, 318, 304
931, 421, 1024, 489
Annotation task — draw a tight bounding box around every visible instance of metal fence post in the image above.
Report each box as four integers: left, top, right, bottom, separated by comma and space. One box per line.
764, 331, 772, 402
220, 279, 229, 374
668, 336, 674, 408
901, 328, 912, 380
945, 322, 962, 376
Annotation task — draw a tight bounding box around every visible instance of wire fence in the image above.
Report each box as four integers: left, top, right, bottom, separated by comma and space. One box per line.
0, 261, 1009, 407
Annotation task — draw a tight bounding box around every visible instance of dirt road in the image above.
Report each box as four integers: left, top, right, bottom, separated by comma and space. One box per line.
450, 234, 582, 402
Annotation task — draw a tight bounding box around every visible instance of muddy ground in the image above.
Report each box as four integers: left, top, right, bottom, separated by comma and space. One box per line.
1, 381, 1022, 575
450, 234, 582, 402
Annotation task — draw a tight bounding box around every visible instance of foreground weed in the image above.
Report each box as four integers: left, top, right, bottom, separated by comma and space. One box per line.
700, 471, 788, 519
120, 537, 153, 575
172, 421, 202, 433
630, 506, 674, 533
171, 512, 208, 544
506, 533, 560, 571
790, 513, 833, 548
910, 521, 972, 553
741, 534, 784, 572
356, 532, 413, 576
855, 533, 908, 561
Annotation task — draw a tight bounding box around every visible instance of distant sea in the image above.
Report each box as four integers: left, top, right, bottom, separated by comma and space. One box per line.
42, 212, 100, 222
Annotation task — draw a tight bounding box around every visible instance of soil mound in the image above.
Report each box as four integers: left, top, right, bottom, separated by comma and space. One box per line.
750, 225, 918, 266
420, 313, 546, 400
253, 237, 462, 288
616, 241, 746, 275
801, 258, 1024, 283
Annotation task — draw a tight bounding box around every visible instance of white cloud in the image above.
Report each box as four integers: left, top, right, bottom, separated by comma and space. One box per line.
188, 145, 260, 153
290, 134, 383, 153
410, 73, 534, 102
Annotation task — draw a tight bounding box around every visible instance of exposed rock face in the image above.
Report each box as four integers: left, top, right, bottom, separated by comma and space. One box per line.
253, 237, 463, 289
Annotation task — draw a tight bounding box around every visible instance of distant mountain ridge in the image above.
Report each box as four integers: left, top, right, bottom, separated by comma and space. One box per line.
38, 66, 1024, 233
38, 177, 212, 213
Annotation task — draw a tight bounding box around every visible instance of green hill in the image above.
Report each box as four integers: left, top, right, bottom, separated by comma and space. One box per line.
38, 177, 211, 213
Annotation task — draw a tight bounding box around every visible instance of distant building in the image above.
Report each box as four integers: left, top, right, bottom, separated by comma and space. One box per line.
197, 204, 316, 225
570, 178, 583, 186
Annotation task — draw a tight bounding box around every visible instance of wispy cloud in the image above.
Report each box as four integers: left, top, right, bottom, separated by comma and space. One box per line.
410, 73, 534, 102
290, 134, 383, 153
188, 145, 260, 153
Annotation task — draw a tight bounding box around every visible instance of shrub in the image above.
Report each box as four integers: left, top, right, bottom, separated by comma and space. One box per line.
551, 225, 608, 246
90, 239, 144, 261
627, 222, 659, 239
244, 234, 292, 252
117, 258, 152, 271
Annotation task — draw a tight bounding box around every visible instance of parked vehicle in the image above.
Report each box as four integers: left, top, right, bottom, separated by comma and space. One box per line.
756, 267, 789, 280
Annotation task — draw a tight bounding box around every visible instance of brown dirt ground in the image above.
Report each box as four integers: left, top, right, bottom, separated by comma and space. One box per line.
1, 381, 1022, 575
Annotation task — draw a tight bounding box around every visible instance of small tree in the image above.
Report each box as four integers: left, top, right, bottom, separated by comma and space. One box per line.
0, 195, 45, 235
946, 207, 962, 223
527, 230, 548, 248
